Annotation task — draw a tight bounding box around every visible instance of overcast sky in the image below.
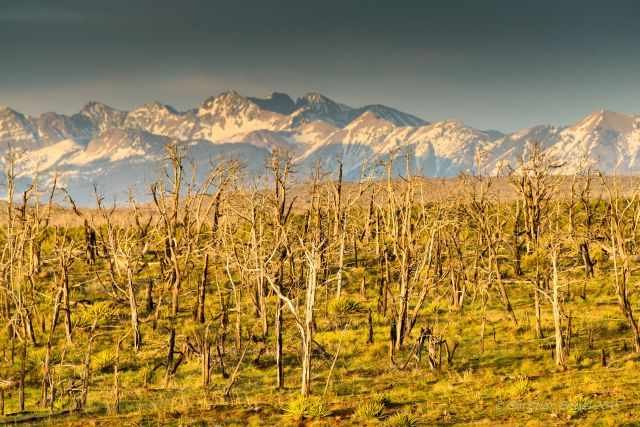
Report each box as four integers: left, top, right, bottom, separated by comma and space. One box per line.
1, 0, 639, 132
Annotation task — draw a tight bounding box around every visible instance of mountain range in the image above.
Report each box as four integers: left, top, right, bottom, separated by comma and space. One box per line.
1, 90, 639, 203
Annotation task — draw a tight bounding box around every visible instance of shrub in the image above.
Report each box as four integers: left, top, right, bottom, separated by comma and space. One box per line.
283, 396, 330, 420
354, 394, 390, 419
330, 297, 365, 316
568, 396, 593, 418
385, 411, 418, 427
92, 349, 117, 373
498, 375, 531, 399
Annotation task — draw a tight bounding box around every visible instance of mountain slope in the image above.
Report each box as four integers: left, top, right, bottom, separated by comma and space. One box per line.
1, 90, 639, 204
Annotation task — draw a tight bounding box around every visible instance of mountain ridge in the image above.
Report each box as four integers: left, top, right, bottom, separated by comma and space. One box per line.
1, 90, 639, 203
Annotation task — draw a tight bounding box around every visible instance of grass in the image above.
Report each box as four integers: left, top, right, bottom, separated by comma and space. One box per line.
2, 251, 640, 425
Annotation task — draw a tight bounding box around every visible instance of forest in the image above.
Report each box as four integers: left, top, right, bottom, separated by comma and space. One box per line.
1, 144, 640, 426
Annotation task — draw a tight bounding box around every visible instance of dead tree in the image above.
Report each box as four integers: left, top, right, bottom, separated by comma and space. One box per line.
600, 176, 640, 352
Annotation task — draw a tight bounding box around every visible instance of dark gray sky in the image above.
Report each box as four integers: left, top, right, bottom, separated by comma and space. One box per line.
1, 0, 639, 132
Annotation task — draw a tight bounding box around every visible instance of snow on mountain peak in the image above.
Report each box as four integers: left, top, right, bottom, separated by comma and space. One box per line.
345, 110, 395, 131
353, 104, 427, 127
296, 92, 351, 112
199, 91, 256, 115
573, 109, 635, 135
4, 89, 640, 204
77, 101, 126, 133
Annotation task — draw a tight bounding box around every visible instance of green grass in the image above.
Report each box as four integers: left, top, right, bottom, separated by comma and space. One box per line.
3, 242, 640, 425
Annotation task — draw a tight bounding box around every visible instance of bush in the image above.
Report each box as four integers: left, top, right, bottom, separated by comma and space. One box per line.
283, 396, 330, 420
330, 298, 365, 316
568, 396, 594, 418
92, 349, 117, 373
354, 394, 390, 419
385, 411, 418, 427
498, 375, 531, 399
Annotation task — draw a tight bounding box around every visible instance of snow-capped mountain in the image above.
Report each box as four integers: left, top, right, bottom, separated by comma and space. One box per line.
0, 107, 39, 147
1, 89, 639, 204
248, 92, 296, 115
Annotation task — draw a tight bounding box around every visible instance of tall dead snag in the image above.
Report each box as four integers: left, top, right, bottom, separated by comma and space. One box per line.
375, 153, 440, 354
41, 227, 77, 409
2, 152, 59, 393
151, 143, 238, 383
464, 152, 518, 326
3, 161, 60, 413
265, 240, 321, 397
243, 189, 268, 339
301, 245, 320, 396
266, 150, 296, 389
69, 189, 153, 353
391, 156, 415, 350
569, 170, 596, 299
550, 241, 567, 368
152, 144, 184, 379
76, 302, 115, 411
195, 253, 209, 323
601, 176, 640, 352
332, 161, 346, 299
510, 142, 562, 337
512, 200, 524, 276
377, 155, 437, 351
539, 200, 568, 369
332, 163, 369, 300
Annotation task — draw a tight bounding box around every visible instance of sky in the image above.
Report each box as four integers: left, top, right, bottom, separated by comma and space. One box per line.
1, 0, 639, 132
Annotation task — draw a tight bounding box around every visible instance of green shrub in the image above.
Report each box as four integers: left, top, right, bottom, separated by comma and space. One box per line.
283, 396, 330, 420
385, 411, 418, 427
568, 396, 594, 418
330, 298, 365, 316
92, 349, 117, 372
354, 394, 390, 419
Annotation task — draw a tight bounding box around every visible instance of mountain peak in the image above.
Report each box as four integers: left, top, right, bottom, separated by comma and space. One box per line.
216, 90, 248, 104
0, 105, 21, 116
135, 101, 179, 114
76, 101, 126, 133
80, 101, 121, 115
200, 90, 253, 112
290, 92, 353, 127
348, 110, 390, 125
296, 92, 348, 110
573, 109, 635, 135
248, 92, 295, 115
354, 104, 427, 127
299, 92, 327, 103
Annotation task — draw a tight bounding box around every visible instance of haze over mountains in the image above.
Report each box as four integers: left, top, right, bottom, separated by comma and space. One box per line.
1, 90, 639, 203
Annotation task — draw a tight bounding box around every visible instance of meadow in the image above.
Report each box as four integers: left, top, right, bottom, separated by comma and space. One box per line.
2, 146, 640, 426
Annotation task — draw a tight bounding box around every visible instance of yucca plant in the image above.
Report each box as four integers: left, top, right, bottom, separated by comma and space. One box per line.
385, 411, 418, 427
330, 297, 365, 316
568, 396, 594, 418
354, 394, 391, 419
283, 396, 330, 420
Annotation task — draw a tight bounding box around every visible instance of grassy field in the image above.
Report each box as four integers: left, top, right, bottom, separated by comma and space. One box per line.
2, 249, 640, 426
2, 158, 640, 426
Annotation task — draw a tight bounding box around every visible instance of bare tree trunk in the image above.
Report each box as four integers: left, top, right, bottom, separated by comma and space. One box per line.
62, 269, 73, 344
166, 272, 180, 383
127, 269, 141, 352
80, 320, 98, 410
196, 254, 209, 323
275, 286, 284, 389
145, 279, 155, 314
335, 214, 346, 299
551, 248, 566, 368
19, 341, 26, 412
201, 324, 211, 388
301, 249, 319, 397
